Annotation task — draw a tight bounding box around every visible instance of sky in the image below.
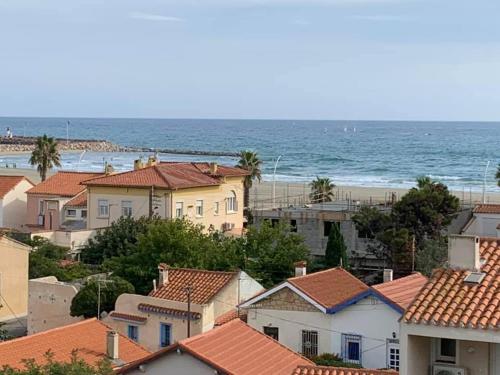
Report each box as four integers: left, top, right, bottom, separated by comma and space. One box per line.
0, 0, 499, 121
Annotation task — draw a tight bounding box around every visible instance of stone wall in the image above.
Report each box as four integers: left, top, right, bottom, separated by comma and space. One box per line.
251, 287, 318, 312
0, 137, 120, 153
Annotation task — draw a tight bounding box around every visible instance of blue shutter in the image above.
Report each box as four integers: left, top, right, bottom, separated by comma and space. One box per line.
160, 323, 171, 347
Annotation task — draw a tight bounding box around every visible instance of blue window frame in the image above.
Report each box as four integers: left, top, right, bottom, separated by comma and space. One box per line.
160, 323, 171, 347
127, 325, 139, 342
342, 334, 362, 365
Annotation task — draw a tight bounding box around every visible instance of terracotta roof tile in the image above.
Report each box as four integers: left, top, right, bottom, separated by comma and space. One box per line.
137, 303, 201, 320
373, 273, 428, 309
214, 309, 248, 326
83, 162, 248, 190
473, 204, 500, 214
180, 320, 313, 375
0, 175, 33, 199
64, 191, 87, 207
403, 238, 500, 329
149, 266, 237, 304
109, 312, 147, 323
292, 366, 398, 375
27, 171, 104, 197
0, 318, 150, 370
288, 268, 369, 309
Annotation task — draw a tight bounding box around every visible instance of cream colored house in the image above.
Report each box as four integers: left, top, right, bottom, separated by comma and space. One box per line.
0, 236, 31, 323
27, 276, 83, 334
83, 160, 248, 233
400, 235, 500, 375
0, 176, 34, 231
104, 264, 263, 352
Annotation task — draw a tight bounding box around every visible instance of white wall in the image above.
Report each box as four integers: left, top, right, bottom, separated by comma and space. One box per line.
463, 213, 500, 237
2, 179, 33, 230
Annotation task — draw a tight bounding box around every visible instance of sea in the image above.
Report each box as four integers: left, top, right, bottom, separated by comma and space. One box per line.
0, 117, 498, 192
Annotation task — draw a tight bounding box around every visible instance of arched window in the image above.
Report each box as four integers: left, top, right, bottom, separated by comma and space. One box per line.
226, 191, 237, 213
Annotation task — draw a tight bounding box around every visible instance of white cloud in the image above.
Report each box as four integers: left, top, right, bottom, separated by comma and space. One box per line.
129, 12, 184, 22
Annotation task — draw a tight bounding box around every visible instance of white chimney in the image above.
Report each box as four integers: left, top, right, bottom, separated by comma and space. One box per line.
383, 269, 393, 283
158, 264, 169, 286
448, 235, 481, 271
209, 162, 218, 175
106, 331, 119, 360
294, 261, 307, 277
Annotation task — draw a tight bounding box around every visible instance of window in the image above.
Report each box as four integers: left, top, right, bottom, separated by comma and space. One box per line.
387, 339, 400, 371
342, 334, 362, 364
39, 200, 45, 215
66, 209, 76, 217
128, 325, 139, 342
196, 200, 203, 217
98, 200, 109, 217
290, 219, 297, 232
226, 191, 237, 213
214, 201, 219, 215
81, 210, 87, 218
323, 221, 340, 237
160, 323, 171, 347
301, 330, 318, 357
436, 338, 456, 363
263, 326, 279, 341
121, 200, 133, 217
175, 202, 184, 218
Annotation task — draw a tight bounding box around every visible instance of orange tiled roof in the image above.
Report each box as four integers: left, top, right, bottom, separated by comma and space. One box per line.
64, 191, 87, 207
0, 318, 150, 370
27, 171, 104, 197
373, 273, 428, 309
180, 320, 313, 375
109, 312, 147, 323
82, 162, 248, 190
473, 204, 500, 214
293, 366, 398, 375
403, 238, 500, 329
137, 303, 202, 320
214, 309, 248, 326
288, 268, 369, 309
149, 266, 237, 304
0, 175, 33, 199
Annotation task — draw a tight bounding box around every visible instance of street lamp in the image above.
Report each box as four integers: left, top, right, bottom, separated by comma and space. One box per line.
272, 155, 282, 208
483, 160, 490, 204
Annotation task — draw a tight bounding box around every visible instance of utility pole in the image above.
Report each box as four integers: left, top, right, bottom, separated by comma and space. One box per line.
184, 285, 193, 338
66, 121, 70, 145
97, 277, 113, 319
411, 236, 416, 272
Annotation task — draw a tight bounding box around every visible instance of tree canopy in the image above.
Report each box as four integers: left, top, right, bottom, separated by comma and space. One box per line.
28, 134, 61, 181
237, 150, 262, 213
324, 223, 349, 268
309, 177, 335, 203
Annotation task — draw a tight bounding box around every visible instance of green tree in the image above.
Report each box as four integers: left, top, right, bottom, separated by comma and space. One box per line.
352, 206, 392, 239
392, 176, 460, 244
81, 216, 157, 264
29, 134, 61, 181
242, 221, 309, 287
309, 177, 335, 203
496, 164, 500, 187
324, 223, 348, 268
0, 322, 12, 341
416, 237, 448, 276
0, 351, 113, 375
70, 276, 134, 318
237, 150, 262, 211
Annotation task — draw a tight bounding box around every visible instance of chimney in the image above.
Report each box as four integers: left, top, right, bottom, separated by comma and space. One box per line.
147, 156, 158, 167
104, 163, 114, 175
383, 269, 393, 283
106, 331, 119, 360
448, 235, 481, 271
209, 162, 218, 175
134, 159, 144, 170
294, 261, 307, 277
158, 264, 169, 286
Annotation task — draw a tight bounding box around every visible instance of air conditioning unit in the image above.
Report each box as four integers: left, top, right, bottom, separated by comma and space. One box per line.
433, 364, 467, 375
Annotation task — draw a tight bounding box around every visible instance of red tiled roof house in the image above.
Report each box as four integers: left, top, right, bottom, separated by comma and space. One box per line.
103, 264, 263, 353
82, 160, 249, 233
240, 263, 426, 371
400, 235, 500, 375
0, 175, 34, 231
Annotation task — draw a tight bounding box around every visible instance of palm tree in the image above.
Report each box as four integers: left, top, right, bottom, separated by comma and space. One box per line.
496, 164, 500, 187
237, 150, 262, 210
29, 134, 61, 181
309, 177, 335, 203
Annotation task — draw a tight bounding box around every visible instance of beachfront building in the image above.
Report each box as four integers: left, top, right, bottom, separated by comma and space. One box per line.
27, 276, 84, 335
82, 159, 249, 233
462, 203, 500, 237
0, 235, 31, 326
400, 235, 500, 375
253, 202, 388, 268
240, 263, 427, 370
116, 319, 313, 375
0, 319, 150, 371
0, 175, 34, 231
104, 264, 263, 352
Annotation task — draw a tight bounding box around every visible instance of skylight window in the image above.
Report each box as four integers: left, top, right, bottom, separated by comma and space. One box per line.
464, 272, 485, 284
